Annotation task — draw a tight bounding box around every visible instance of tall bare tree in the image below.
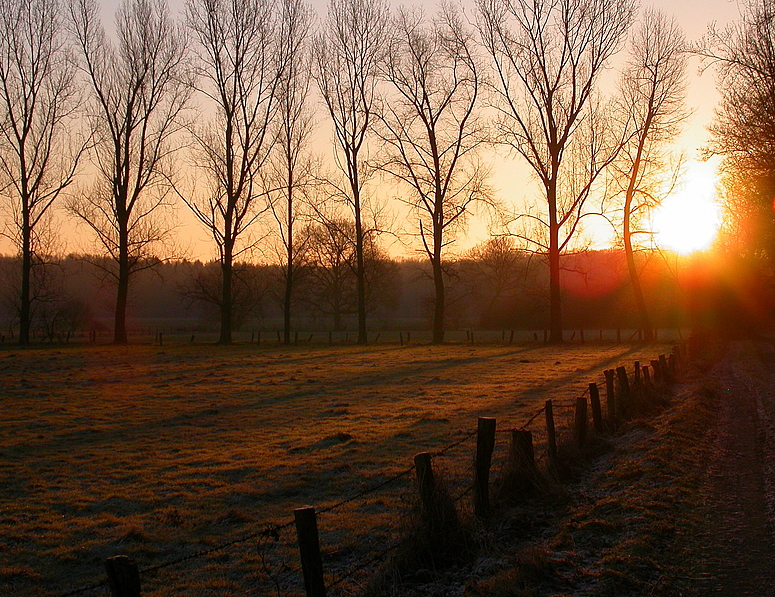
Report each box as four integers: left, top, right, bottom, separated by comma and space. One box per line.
69, 0, 189, 344
615, 10, 688, 342
477, 0, 635, 342
270, 0, 315, 345
313, 0, 389, 345
0, 0, 85, 344
698, 0, 775, 260
184, 0, 286, 344
378, 4, 487, 344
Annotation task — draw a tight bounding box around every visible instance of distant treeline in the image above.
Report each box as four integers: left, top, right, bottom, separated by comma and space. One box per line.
2, 248, 744, 340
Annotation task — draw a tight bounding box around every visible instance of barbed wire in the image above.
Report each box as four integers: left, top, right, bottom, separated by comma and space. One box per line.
58, 350, 656, 597
59, 579, 108, 597
317, 465, 415, 516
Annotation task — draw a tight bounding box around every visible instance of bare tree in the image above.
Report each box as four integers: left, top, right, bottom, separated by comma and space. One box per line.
184, 0, 285, 344
313, 0, 389, 345
301, 217, 397, 330
466, 235, 526, 325
0, 0, 86, 344
378, 4, 488, 344
698, 0, 775, 259
477, 0, 635, 342
270, 0, 315, 345
614, 10, 688, 342
68, 0, 189, 344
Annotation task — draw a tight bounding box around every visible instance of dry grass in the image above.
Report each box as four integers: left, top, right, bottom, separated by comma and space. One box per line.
463, 364, 717, 597
0, 341, 674, 596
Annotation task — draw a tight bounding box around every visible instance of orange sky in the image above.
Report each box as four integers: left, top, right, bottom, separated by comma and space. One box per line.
0, 0, 742, 260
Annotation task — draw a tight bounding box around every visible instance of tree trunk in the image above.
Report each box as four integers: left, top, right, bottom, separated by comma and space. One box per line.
623, 192, 653, 342
432, 255, 445, 344
353, 192, 367, 345
623, 125, 654, 343
114, 231, 129, 345
19, 218, 31, 345
548, 182, 563, 344
219, 247, 233, 345
284, 260, 293, 345
283, 165, 294, 345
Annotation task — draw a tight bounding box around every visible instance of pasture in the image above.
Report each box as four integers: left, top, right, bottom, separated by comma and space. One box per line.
0, 341, 674, 596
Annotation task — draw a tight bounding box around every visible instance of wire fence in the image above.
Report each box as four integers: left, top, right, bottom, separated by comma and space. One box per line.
57, 347, 682, 597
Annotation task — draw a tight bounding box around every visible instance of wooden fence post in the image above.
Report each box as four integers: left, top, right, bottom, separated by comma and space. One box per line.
616, 366, 630, 417
509, 429, 535, 474
509, 330, 514, 345
588, 382, 603, 433
643, 365, 652, 389
604, 369, 616, 424
659, 354, 670, 382
545, 399, 557, 467
105, 556, 141, 597
634, 361, 641, 386
574, 397, 588, 448
399, 332, 404, 346
414, 452, 435, 519
650, 359, 662, 383
277, 331, 281, 343
474, 417, 497, 516
294, 507, 327, 597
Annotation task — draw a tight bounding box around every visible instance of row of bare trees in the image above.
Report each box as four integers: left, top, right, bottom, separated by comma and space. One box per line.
0, 0, 698, 346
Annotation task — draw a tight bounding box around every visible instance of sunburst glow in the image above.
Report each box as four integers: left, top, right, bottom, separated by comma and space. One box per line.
653, 162, 722, 255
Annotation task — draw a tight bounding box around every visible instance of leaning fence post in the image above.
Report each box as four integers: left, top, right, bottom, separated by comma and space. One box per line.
105, 556, 141, 597
588, 382, 603, 434
294, 507, 327, 597
574, 397, 588, 448
474, 417, 497, 516
634, 361, 641, 386
545, 399, 557, 467
604, 369, 616, 424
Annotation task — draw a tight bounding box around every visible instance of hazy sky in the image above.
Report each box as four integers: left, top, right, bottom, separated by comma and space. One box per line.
0, 0, 744, 259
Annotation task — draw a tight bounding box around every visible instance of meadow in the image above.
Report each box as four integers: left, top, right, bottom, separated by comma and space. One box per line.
0, 340, 676, 596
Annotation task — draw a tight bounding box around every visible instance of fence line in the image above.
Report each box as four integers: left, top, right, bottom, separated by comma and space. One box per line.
59, 343, 687, 597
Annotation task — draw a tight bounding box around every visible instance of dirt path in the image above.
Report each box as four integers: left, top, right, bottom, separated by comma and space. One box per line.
691, 343, 775, 596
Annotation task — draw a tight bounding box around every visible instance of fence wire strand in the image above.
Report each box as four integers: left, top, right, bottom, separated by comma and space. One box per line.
59, 356, 625, 597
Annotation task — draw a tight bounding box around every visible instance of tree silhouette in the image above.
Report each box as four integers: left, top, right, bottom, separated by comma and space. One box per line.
184, 0, 285, 344
0, 0, 87, 344
313, 0, 389, 345
477, 0, 635, 343
614, 10, 688, 342
69, 0, 189, 344
378, 4, 488, 344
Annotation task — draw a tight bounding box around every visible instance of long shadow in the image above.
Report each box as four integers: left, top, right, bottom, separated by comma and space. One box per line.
9, 343, 652, 458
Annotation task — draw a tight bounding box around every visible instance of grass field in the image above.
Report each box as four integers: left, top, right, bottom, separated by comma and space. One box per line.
0, 341, 675, 596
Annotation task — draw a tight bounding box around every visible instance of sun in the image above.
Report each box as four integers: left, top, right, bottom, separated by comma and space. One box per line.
653, 162, 722, 255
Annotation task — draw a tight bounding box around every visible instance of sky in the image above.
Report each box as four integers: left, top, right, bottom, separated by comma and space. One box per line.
0, 0, 744, 260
